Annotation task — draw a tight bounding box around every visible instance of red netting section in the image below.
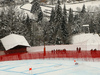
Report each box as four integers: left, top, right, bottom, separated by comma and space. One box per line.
0, 49, 100, 61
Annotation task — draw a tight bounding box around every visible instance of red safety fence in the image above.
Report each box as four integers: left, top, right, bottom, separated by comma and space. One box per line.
0, 50, 100, 62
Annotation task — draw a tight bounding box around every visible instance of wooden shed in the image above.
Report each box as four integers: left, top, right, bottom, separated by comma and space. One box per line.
1, 34, 30, 55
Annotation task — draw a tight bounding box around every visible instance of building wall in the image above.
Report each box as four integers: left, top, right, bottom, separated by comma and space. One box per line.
5, 47, 27, 55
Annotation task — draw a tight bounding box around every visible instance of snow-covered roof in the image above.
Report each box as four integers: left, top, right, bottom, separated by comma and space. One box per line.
1, 34, 30, 50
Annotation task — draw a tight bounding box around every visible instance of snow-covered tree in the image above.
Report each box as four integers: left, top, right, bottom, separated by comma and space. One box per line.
89, 19, 95, 33
80, 5, 87, 24
48, 1, 71, 44
0, 6, 30, 44
81, 5, 86, 13
30, 0, 41, 14
54, 0, 62, 23
63, 4, 67, 22
61, 16, 69, 44
49, 8, 55, 23
24, 14, 33, 45
68, 8, 74, 25
37, 9, 43, 22
50, 0, 62, 44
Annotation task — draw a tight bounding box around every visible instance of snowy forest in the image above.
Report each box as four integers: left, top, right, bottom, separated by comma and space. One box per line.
0, 0, 100, 46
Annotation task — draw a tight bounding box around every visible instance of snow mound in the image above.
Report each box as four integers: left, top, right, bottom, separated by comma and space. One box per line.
72, 33, 100, 45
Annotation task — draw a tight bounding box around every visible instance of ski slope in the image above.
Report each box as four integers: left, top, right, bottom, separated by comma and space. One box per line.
0, 59, 100, 75
1, 33, 100, 75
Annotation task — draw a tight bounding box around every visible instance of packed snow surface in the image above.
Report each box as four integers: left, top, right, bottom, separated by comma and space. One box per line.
0, 59, 100, 75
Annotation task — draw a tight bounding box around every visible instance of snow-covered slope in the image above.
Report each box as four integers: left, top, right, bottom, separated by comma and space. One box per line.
27, 33, 100, 52
21, 1, 100, 17
0, 59, 100, 75
72, 33, 100, 45
22, 1, 100, 11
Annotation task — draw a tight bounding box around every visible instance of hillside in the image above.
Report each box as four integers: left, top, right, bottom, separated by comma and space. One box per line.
21, 0, 100, 17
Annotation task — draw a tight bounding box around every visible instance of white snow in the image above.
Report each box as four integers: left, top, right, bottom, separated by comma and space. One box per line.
16, 5, 35, 19
27, 33, 100, 52
0, 59, 100, 75
21, 4, 32, 10
27, 44, 87, 52
72, 33, 100, 50
83, 24, 89, 27
27, 45, 76, 52
72, 33, 100, 45
20, 3, 52, 16
46, 1, 100, 11
1, 2, 100, 75
20, 1, 100, 17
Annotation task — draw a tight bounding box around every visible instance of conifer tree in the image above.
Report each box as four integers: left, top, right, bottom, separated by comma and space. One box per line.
89, 19, 95, 33
24, 14, 33, 45
37, 9, 43, 22
49, 1, 71, 44
0, 6, 30, 45
49, 8, 55, 23
61, 16, 69, 44
25, 14, 31, 30
31, 0, 41, 14
54, 0, 62, 23
68, 8, 73, 25
81, 5, 86, 13
62, 5, 71, 44
63, 4, 67, 21
48, 0, 62, 44
80, 5, 86, 22
52, 0, 62, 44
